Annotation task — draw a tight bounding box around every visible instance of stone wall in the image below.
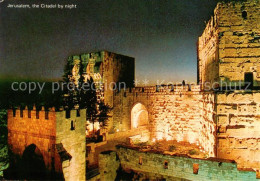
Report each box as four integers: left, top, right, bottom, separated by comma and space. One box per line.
199, 92, 216, 156
102, 51, 135, 106
99, 151, 120, 181
109, 146, 257, 181
198, 0, 260, 88
216, 91, 260, 170
55, 109, 86, 181
101, 51, 135, 132
112, 85, 216, 157
197, 0, 260, 172
198, 11, 219, 89
217, 1, 260, 86
7, 107, 58, 171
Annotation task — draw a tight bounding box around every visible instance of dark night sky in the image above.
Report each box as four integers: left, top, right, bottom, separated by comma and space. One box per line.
0, 0, 218, 85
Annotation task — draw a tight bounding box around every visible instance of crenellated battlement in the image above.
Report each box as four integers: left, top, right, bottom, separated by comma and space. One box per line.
55, 108, 87, 120
9, 106, 87, 121
9, 106, 56, 120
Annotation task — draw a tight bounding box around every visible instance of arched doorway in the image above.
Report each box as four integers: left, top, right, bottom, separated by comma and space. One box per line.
131, 103, 148, 129
21, 144, 47, 179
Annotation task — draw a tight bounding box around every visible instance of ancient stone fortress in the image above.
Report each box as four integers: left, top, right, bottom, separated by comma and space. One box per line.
8, 108, 86, 180
7, 0, 260, 180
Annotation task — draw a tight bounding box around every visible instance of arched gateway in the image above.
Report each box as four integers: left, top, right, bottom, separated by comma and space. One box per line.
131, 103, 148, 129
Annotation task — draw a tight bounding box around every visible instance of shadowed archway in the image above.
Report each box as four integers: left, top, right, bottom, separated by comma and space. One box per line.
131, 103, 148, 129
21, 144, 47, 180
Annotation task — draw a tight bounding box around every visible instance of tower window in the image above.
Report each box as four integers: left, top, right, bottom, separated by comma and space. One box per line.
244, 72, 253, 90
76, 109, 80, 117
71, 120, 75, 130
13, 109, 16, 117
242, 11, 247, 19
164, 161, 168, 169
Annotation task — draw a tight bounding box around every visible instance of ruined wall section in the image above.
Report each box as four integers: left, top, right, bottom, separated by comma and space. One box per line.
198, 10, 219, 90
99, 151, 120, 181
55, 109, 86, 181
7, 107, 58, 171
102, 146, 257, 181
216, 92, 260, 170
112, 86, 216, 156
217, 1, 260, 86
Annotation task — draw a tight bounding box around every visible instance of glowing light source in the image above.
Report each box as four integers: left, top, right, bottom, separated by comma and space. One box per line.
86, 121, 100, 136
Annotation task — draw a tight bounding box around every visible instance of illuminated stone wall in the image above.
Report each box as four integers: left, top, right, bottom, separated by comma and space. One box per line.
198, 0, 260, 88
217, 1, 260, 86
216, 92, 260, 170
198, 0, 260, 171
101, 51, 135, 132
198, 11, 219, 89
199, 92, 216, 156
55, 109, 86, 181
99, 146, 257, 181
7, 108, 86, 180
112, 85, 216, 157
7, 107, 59, 172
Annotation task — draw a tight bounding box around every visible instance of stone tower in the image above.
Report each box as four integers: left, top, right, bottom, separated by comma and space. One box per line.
66, 51, 135, 107
198, 0, 260, 90
66, 51, 135, 132
198, 0, 260, 171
